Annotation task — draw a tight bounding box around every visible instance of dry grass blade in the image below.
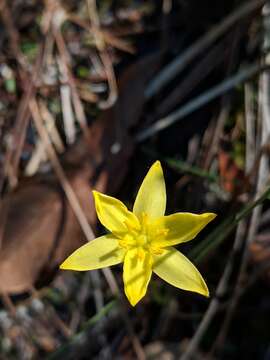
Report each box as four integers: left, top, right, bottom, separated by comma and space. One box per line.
68, 15, 135, 54
210, 9, 270, 350
87, 0, 118, 109
53, 26, 90, 141
244, 82, 257, 173
145, 0, 266, 99
25, 100, 65, 176
39, 101, 65, 153
181, 5, 270, 358
29, 98, 95, 241
25, 141, 48, 176
155, 38, 227, 117
180, 9, 270, 359
58, 57, 76, 145
136, 62, 266, 142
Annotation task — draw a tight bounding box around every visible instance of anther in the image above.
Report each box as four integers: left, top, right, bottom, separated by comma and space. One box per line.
137, 248, 145, 260
141, 212, 149, 232
124, 219, 139, 233
156, 228, 169, 237
150, 246, 164, 255
118, 239, 128, 248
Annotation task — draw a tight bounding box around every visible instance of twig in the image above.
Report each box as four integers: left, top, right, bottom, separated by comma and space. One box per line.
25, 100, 65, 176
87, 0, 118, 109
29, 97, 95, 238
53, 27, 91, 141
68, 15, 135, 54
39, 100, 65, 152
204, 103, 231, 170
25, 141, 47, 176
145, 0, 266, 99
244, 82, 257, 173
57, 56, 76, 145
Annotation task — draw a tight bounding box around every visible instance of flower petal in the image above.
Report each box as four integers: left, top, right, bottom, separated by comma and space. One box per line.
60, 235, 125, 271
152, 212, 216, 247
123, 248, 153, 306
93, 191, 139, 235
153, 248, 209, 297
133, 161, 166, 219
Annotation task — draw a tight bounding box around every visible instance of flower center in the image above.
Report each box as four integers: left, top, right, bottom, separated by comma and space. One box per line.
118, 212, 168, 258
136, 234, 147, 247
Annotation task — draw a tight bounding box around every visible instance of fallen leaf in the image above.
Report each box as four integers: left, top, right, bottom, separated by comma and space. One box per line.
0, 53, 162, 294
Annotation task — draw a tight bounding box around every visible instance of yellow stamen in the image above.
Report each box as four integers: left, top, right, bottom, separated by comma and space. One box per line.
124, 219, 139, 233
150, 246, 164, 255
141, 212, 149, 233
137, 247, 145, 260
155, 228, 169, 238
118, 239, 128, 248
119, 234, 135, 249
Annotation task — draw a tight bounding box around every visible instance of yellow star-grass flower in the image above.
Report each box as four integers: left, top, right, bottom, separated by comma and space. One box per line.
60, 161, 216, 306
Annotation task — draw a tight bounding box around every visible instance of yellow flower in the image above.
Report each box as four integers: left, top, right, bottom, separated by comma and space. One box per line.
60, 161, 216, 306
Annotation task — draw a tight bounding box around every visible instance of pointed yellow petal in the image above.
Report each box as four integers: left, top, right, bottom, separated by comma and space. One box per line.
93, 191, 139, 235
153, 248, 209, 296
60, 235, 125, 271
123, 248, 153, 306
133, 161, 166, 219
152, 212, 216, 247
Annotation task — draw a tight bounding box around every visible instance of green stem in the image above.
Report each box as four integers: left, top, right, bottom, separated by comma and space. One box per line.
163, 157, 219, 182
47, 299, 117, 360
142, 147, 218, 182
191, 183, 270, 263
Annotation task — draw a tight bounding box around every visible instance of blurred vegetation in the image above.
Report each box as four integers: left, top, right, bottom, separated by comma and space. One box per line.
0, 0, 270, 359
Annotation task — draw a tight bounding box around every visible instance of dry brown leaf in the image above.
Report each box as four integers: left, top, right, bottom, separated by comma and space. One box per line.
0, 164, 97, 293
218, 149, 245, 194
0, 53, 162, 294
